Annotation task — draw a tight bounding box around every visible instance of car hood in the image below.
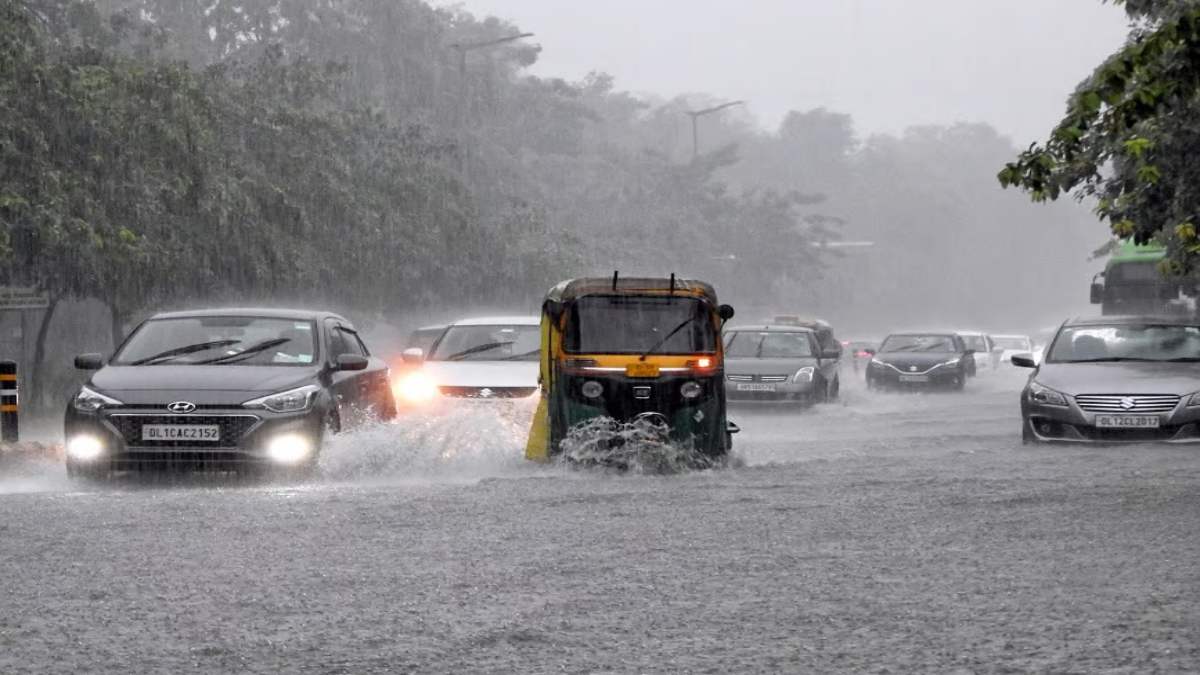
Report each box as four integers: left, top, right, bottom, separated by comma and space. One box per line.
874, 352, 959, 369
1034, 361, 1200, 396
91, 365, 318, 405
421, 360, 538, 388
725, 357, 817, 375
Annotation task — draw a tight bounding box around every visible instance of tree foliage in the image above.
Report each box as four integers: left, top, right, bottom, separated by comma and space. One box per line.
998, 0, 1200, 274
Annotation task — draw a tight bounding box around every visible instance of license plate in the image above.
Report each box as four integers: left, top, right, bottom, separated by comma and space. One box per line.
899, 375, 929, 383
142, 425, 221, 441
626, 362, 660, 378
736, 383, 777, 392
1095, 415, 1160, 429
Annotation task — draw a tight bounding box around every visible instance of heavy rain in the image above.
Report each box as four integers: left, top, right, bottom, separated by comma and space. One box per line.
2, 0, 1199, 672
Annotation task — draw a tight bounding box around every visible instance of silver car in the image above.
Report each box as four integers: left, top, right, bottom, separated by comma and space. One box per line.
1015, 316, 1200, 443
723, 325, 841, 404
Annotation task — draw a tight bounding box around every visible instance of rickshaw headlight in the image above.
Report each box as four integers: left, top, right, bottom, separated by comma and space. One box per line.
581, 380, 604, 399
680, 381, 703, 399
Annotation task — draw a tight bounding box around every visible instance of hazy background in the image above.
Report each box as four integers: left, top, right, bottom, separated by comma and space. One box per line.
435, 0, 1130, 143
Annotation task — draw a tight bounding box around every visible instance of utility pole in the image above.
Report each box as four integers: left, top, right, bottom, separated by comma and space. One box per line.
685, 100, 745, 159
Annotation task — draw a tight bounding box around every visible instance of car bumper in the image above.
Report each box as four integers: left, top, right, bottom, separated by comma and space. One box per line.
64, 406, 324, 470
1022, 399, 1200, 443
724, 380, 816, 402
866, 366, 964, 388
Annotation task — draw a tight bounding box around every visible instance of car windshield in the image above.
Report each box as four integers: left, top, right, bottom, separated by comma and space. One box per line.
1047, 324, 1200, 363
960, 335, 988, 351
880, 335, 957, 353
428, 324, 540, 361
993, 336, 1032, 351
725, 331, 814, 358
565, 296, 717, 354
114, 316, 318, 366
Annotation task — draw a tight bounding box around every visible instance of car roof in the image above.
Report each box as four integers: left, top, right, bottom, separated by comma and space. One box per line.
1064, 315, 1200, 327
413, 324, 448, 332
448, 316, 540, 327
992, 334, 1031, 339
884, 332, 958, 338
953, 330, 990, 336
726, 324, 816, 333
149, 307, 348, 322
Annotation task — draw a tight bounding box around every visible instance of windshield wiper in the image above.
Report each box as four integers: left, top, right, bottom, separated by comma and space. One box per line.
130, 340, 241, 366
195, 338, 291, 365
501, 348, 541, 361
640, 316, 699, 361
445, 341, 513, 361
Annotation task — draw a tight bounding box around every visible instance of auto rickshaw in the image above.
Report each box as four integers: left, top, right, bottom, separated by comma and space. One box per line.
525, 274, 736, 463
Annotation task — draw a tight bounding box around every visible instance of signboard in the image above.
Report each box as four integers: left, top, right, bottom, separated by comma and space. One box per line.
0, 287, 50, 310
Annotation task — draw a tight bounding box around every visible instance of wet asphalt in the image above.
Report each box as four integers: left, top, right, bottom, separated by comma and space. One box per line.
1, 369, 1198, 673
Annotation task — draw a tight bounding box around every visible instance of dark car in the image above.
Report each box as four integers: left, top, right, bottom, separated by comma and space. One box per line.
64, 308, 396, 478
865, 332, 972, 390
1014, 315, 1200, 444
724, 325, 841, 403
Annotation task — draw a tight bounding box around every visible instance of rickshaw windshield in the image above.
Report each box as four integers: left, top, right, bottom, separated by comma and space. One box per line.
564, 295, 718, 354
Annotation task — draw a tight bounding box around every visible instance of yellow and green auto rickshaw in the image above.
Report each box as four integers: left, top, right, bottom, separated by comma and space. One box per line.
525, 274, 736, 463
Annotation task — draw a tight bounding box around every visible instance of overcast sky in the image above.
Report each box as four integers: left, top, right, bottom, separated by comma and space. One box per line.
435, 0, 1131, 143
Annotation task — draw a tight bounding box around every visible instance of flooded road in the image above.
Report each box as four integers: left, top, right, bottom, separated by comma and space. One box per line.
2, 370, 1199, 673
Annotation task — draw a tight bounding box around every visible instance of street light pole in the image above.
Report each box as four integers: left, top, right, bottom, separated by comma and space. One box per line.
685, 100, 745, 159
449, 32, 534, 132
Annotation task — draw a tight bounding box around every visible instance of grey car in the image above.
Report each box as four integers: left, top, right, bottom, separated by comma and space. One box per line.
64, 308, 396, 478
723, 325, 841, 403
1014, 315, 1200, 443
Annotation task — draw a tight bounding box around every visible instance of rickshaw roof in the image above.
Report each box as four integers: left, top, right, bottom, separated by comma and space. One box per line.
547, 277, 719, 305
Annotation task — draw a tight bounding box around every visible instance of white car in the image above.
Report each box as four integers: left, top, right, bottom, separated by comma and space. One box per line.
394, 316, 540, 405
991, 334, 1036, 366
954, 331, 998, 375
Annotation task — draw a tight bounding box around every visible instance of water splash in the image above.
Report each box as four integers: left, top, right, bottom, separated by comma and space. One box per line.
557, 416, 723, 474
319, 399, 540, 483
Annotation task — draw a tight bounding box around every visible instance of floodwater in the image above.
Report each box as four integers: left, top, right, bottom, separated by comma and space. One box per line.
2, 369, 1198, 673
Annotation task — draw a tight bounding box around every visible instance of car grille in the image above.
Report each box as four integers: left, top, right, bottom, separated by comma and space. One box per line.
726, 374, 790, 382
109, 414, 260, 448
1074, 395, 1180, 414
438, 386, 537, 399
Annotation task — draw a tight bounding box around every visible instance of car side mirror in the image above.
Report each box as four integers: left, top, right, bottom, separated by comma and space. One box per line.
401, 347, 424, 365
821, 348, 841, 359
336, 354, 369, 371
718, 304, 735, 321
74, 353, 104, 370
1090, 282, 1104, 304
963, 349, 975, 357
1011, 353, 1037, 368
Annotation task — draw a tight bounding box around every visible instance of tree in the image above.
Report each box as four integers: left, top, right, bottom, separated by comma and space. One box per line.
998, 1, 1200, 275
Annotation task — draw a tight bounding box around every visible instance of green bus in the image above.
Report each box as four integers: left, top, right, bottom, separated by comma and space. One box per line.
1090, 241, 1184, 315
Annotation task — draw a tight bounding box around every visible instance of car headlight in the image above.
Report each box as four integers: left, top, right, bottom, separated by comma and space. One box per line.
680, 381, 703, 399
243, 384, 320, 413
941, 358, 961, 368
1028, 381, 1068, 407
395, 371, 439, 403
1188, 392, 1200, 407
793, 367, 815, 383
66, 434, 105, 461
581, 380, 604, 399
73, 386, 123, 413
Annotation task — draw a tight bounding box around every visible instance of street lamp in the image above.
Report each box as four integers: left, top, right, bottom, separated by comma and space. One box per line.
449, 32, 534, 128
685, 100, 745, 159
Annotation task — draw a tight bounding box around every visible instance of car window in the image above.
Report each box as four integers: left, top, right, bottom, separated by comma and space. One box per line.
113, 316, 318, 366
726, 331, 814, 358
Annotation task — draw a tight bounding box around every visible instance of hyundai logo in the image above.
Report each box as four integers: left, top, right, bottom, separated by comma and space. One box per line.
168, 401, 197, 414
1120, 397, 1136, 410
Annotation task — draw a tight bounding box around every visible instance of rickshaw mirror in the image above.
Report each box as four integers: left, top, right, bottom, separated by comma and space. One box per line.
718, 304, 735, 321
